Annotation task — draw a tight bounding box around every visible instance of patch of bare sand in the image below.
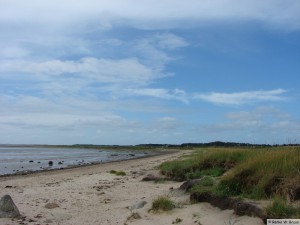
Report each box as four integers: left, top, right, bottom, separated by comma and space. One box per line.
0, 150, 264, 225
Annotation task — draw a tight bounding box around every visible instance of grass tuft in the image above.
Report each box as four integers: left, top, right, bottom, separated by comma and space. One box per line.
110, 170, 126, 176
151, 196, 176, 212
172, 218, 183, 224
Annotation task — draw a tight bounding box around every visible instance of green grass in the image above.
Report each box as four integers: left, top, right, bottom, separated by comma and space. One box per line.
151, 196, 176, 212
190, 176, 216, 200
160, 147, 257, 181
266, 196, 300, 219
109, 170, 126, 176
160, 147, 300, 200
159, 158, 197, 181
201, 176, 215, 187
186, 167, 225, 179
217, 148, 300, 199
159, 146, 300, 219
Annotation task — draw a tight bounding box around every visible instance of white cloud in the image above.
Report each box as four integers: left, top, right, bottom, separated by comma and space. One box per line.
0, 32, 188, 96
0, 93, 187, 144
153, 33, 188, 50
0, 57, 164, 86
125, 88, 188, 103
194, 89, 287, 105
196, 106, 300, 144
0, 94, 139, 130
132, 33, 187, 70
1, 0, 299, 30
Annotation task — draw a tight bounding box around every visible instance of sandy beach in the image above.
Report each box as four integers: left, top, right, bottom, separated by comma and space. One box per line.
0, 150, 264, 225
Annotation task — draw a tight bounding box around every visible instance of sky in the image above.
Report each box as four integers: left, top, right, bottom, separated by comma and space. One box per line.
0, 0, 300, 145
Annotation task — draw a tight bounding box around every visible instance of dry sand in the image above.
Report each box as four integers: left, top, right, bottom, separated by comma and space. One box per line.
0, 150, 264, 225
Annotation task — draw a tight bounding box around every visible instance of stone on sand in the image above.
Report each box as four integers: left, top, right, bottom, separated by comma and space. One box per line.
129, 201, 147, 210
45, 211, 72, 223
45, 202, 59, 209
0, 194, 21, 218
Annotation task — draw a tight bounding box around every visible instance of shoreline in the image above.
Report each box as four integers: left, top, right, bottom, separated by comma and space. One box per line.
0, 150, 264, 225
0, 149, 176, 178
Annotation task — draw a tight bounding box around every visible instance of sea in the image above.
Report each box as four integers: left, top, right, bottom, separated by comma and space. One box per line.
0, 146, 154, 175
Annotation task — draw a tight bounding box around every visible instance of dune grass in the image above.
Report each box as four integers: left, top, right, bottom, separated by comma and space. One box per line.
159, 146, 300, 217
159, 147, 257, 181
151, 196, 176, 212
109, 170, 126, 176
216, 148, 300, 199
266, 196, 300, 219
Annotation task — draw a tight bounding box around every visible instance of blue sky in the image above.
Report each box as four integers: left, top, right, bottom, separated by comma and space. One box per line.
0, 0, 299, 145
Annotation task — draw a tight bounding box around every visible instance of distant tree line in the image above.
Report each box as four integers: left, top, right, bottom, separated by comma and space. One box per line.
1, 141, 299, 149
135, 141, 299, 148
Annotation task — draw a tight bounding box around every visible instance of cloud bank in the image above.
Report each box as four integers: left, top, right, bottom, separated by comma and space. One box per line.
1, 0, 300, 30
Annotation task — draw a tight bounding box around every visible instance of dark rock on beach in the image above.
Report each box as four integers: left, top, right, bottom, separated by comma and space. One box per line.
0, 195, 21, 218
141, 174, 165, 182
45, 202, 59, 209
179, 178, 202, 192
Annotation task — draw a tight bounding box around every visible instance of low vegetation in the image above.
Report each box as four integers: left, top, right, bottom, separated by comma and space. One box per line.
172, 217, 183, 224
159, 146, 300, 218
109, 170, 126, 176
266, 197, 300, 219
160, 148, 256, 181
216, 148, 300, 199
151, 196, 176, 212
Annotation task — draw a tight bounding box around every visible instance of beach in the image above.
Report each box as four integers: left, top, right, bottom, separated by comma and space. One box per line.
0, 150, 264, 225
0, 146, 153, 175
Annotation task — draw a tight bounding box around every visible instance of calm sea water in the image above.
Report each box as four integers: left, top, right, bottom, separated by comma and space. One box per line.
0, 146, 153, 175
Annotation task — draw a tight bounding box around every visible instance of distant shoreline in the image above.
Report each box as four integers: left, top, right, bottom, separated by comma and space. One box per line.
1, 141, 297, 149
0, 148, 177, 178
